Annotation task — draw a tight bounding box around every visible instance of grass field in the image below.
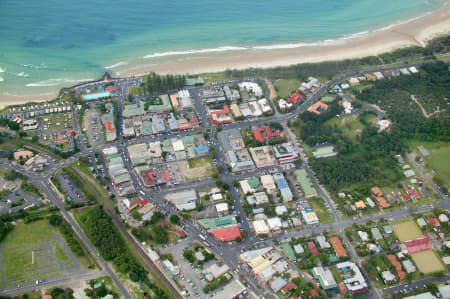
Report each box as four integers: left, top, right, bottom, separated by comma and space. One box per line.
41, 113, 73, 131
309, 198, 334, 224
326, 115, 365, 141
184, 157, 216, 180
274, 79, 302, 98
411, 250, 445, 274
426, 145, 450, 187
0, 220, 76, 286
392, 220, 423, 242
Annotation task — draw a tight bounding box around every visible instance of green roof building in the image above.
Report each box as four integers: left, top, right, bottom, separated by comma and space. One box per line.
312, 146, 337, 159
147, 95, 172, 112
183, 135, 195, 145
123, 103, 145, 118
294, 169, 317, 198
281, 243, 296, 260
198, 215, 237, 230
248, 177, 259, 189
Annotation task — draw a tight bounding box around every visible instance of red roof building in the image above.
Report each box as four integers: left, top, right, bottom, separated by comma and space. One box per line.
264, 126, 280, 139
106, 85, 118, 92
311, 289, 319, 297
161, 170, 171, 182
329, 236, 347, 257
308, 241, 319, 256
401, 194, 410, 201
289, 296, 299, 299
287, 91, 302, 104
308, 101, 328, 115
428, 218, 440, 227
177, 231, 186, 238
371, 187, 383, 197
104, 121, 114, 132
403, 234, 431, 253
338, 282, 347, 294
211, 226, 241, 242
387, 254, 406, 281
253, 128, 264, 143
281, 282, 297, 294
141, 169, 157, 186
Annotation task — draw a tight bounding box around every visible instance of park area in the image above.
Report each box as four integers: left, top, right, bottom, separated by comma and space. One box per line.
392, 220, 423, 242
0, 220, 82, 287
309, 198, 333, 224
411, 250, 446, 274
274, 79, 302, 98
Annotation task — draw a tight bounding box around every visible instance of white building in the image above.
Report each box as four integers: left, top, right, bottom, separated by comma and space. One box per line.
164, 189, 197, 211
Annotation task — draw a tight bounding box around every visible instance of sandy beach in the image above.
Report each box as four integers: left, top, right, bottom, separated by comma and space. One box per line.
1, 3, 449, 109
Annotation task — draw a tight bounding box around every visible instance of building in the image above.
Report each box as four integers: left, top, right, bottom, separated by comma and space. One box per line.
267, 217, 282, 232
312, 267, 337, 290
273, 143, 298, 164
203, 263, 230, 281
239, 82, 263, 97
281, 243, 296, 260
294, 244, 304, 254
209, 105, 233, 125
294, 169, 317, 198
316, 236, 331, 249
336, 262, 368, 294
358, 231, 369, 242
164, 189, 197, 211
253, 220, 270, 235
250, 146, 276, 168
253, 192, 269, 205
211, 226, 241, 242
371, 228, 383, 241
273, 173, 293, 201
330, 236, 347, 258
215, 203, 229, 216
402, 260, 416, 273
162, 260, 179, 276
261, 175, 277, 193
308, 242, 319, 256
302, 210, 319, 225
308, 101, 328, 115
387, 254, 406, 280
227, 149, 255, 172
14, 150, 33, 161
270, 277, 288, 293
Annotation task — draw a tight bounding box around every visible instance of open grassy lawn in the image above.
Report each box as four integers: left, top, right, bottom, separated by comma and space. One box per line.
411, 250, 445, 274
309, 198, 334, 224
41, 112, 73, 131
392, 220, 423, 242
426, 145, 450, 187
0, 220, 78, 286
326, 115, 365, 141
274, 78, 302, 98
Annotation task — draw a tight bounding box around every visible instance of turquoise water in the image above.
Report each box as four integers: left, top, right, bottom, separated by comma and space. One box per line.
0, 0, 447, 97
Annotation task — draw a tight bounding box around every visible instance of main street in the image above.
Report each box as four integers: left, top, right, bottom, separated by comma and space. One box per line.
5, 61, 447, 298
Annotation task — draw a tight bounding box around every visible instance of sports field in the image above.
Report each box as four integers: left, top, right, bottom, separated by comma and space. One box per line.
392, 220, 424, 242
411, 250, 445, 274
0, 220, 80, 287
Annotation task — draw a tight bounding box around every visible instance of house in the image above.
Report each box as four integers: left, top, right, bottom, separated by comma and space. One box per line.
308, 242, 319, 256
383, 225, 394, 234
287, 91, 302, 104
358, 231, 369, 242
355, 200, 366, 209
308, 101, 328, 115
417, 218, 427, 228
428, 218, 440, 227
402, 260, 416, 273
371, 228, 383, 241
294, 244, 304, 254
365, 74, 377, 81
382, 271, 396, 283
281, 282, 297, 294
316, 236, 331, 249
275, 205, 288, 216
267, 217, 282, 232
270, 277, 288, 293
387, 254, 406, 280
439, 214, 449, 223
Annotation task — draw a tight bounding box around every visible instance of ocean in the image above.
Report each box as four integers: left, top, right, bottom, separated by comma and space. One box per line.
0, 0, 447, 98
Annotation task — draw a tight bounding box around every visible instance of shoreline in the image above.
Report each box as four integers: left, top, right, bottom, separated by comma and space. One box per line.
0, 3, 449, 109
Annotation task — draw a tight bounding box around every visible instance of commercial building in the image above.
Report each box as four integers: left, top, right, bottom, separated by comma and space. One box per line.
253, 220, 270, 235
312, 267, 337, 290
273, 143, 298, 164
164, 189, 197, 211
203, 263, 230, 281
294, 169, 317, 198
211, 226, 241, 242
260, 175, 277, 193
302, 210, 319, 225
250, 146, 276, 168
273, 173, 293, 201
